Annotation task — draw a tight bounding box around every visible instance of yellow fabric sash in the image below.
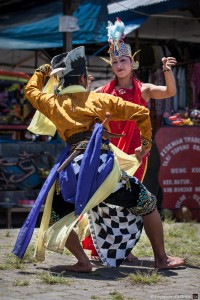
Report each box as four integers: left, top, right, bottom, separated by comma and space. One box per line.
110, 143, 140, 176
27, 76, 56, 136
34, 182, 55, 261
27, 79, 86, 136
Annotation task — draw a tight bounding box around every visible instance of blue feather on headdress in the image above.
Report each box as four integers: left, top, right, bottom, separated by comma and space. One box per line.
102, 17, 140, 66
107, 17, 125, 44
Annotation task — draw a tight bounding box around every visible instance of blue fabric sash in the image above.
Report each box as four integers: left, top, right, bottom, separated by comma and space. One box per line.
59, 124, 114, 215
75, 124, 113, 215
12, 145, 70, 258
12, 123, 114, 258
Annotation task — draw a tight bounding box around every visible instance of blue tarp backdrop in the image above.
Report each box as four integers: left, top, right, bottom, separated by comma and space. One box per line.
0, 0, 194, 50
0, 0, 108, 49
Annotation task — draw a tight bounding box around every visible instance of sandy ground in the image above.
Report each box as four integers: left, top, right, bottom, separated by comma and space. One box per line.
0, 228, 199, 300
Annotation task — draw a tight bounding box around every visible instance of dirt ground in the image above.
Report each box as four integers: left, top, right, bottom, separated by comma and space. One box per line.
0, 228, 200, 300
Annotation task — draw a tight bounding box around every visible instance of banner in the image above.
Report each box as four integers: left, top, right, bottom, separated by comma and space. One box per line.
155, 126, 200, 221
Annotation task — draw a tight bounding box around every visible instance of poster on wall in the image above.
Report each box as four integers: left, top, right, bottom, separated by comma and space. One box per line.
155, 126, 200, 221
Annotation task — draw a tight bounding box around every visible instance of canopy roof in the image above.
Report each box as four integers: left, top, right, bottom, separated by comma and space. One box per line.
0, 0, 199, 50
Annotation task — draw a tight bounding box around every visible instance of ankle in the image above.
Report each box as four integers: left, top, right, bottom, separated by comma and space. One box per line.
78, 258, 91, 265
154, 254, 168, 264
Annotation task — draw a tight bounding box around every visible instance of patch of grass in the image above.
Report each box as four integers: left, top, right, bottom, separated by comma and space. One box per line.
22, 245, 37, 263
163, 222, 200, 265
3, 230, 11, 237
0, 245, 11, 250
0, 244, 37, 270
128, 270, 164, 285
132, 233, 153, 257
91, 296, 100, 299
167, 226, 184, 238
109, 291, 125, 300
13, 279, 30, 286
63, 248, 73, 256
0, 264, 8, 270
38, 271, 71, 285
0, 255, 25, 270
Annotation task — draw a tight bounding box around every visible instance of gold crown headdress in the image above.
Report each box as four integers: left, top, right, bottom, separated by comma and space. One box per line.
101, 18, 140, 69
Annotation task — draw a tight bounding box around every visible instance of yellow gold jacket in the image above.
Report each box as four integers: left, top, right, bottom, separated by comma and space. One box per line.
25, 71, 152, 149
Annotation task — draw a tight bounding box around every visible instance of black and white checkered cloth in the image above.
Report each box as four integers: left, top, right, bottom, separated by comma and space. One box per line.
87, 202, 143, 267
72, 152, 143, 267
72, 152, 109, 175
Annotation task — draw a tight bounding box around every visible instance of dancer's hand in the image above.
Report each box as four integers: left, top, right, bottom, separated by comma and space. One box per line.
162, 57, 177, 71
36, 64, 51, 76
135, 146, 149, 163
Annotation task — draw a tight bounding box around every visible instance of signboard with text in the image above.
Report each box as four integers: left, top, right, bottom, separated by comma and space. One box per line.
155, 127, 200, 221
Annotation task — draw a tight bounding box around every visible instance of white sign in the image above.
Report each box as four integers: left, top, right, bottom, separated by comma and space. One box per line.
59, 16, 80, 32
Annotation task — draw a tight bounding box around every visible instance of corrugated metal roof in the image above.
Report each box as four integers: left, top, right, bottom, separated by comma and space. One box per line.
108, 0, 169, 14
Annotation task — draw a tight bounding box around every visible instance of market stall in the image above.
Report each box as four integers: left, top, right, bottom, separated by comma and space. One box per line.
0, 71, 64, 227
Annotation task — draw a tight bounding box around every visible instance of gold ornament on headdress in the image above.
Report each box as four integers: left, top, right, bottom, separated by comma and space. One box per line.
100, 57, 111, 65
132, 49, 141, 70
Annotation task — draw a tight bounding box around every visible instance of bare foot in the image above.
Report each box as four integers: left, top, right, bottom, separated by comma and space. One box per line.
125, 252, 138, 262
65, 261, 93, 273
155, 255, 185, 270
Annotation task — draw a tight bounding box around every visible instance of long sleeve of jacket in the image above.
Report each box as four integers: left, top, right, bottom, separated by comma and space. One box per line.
25, 71, 152, 149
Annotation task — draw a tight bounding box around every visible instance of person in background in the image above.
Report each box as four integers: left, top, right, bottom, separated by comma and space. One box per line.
83, 18, 177, 261
12, 46, 184, 273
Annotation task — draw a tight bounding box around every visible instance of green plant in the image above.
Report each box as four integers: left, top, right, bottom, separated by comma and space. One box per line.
109, 291, 125, 300
38, 271, 71, 285
13, 279, 29, 286
128, 270, 164, 285
4, 230, 11, 237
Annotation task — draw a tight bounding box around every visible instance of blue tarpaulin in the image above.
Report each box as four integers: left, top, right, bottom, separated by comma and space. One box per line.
0, 0, 109, 49
0, 0, 193, 50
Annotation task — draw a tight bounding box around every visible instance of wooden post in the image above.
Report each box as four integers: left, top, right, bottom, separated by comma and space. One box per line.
34, 50, 38, 68
62, 0, 80, 52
